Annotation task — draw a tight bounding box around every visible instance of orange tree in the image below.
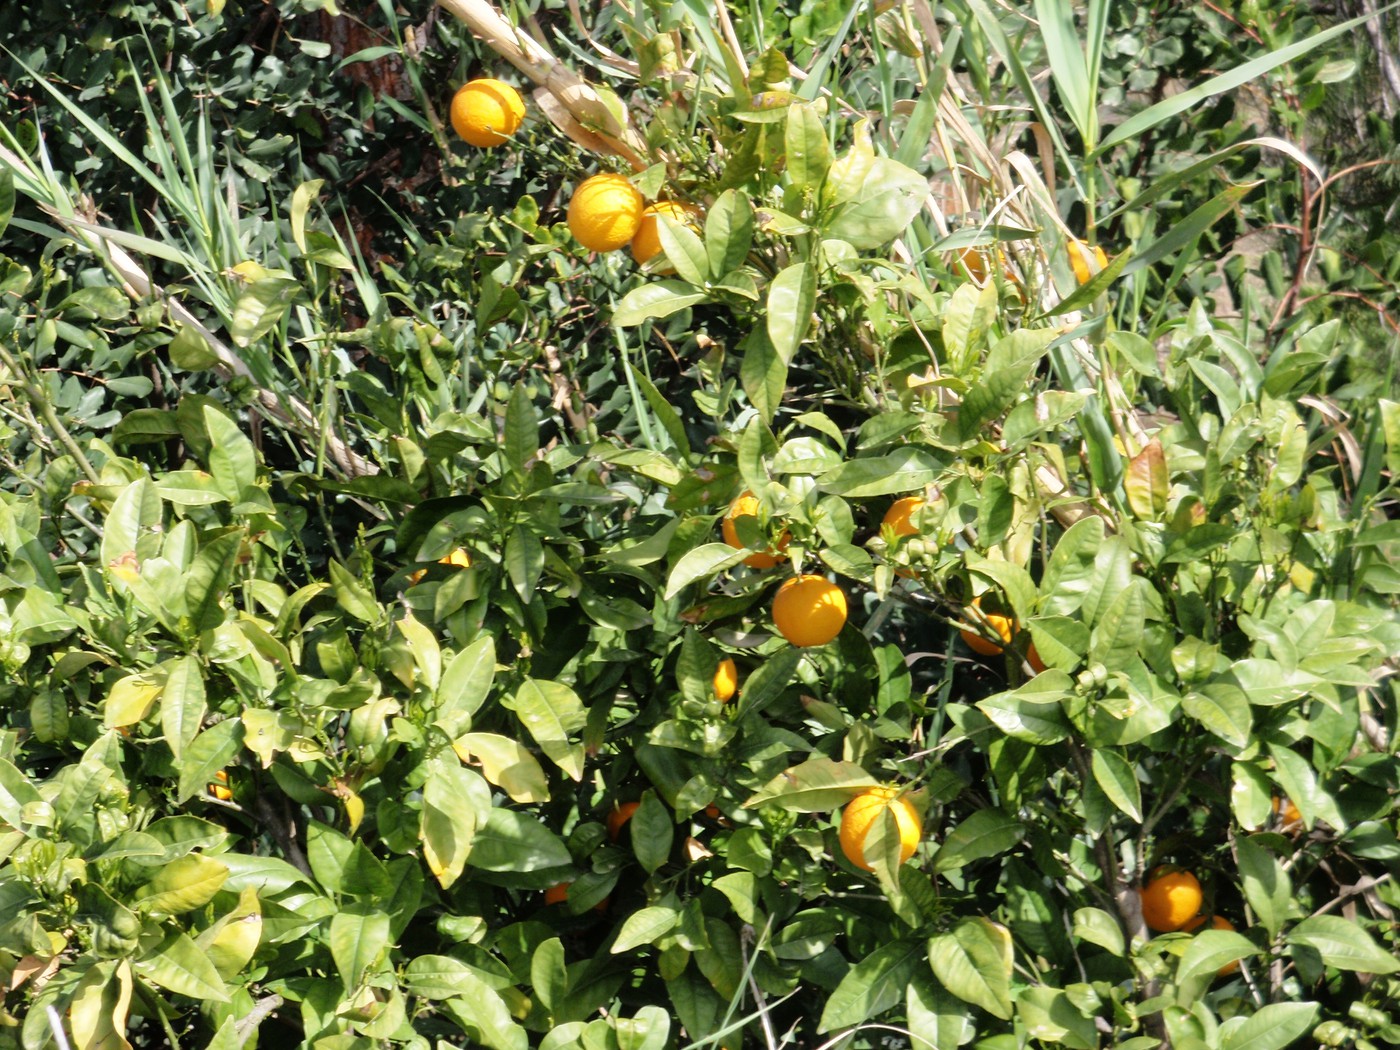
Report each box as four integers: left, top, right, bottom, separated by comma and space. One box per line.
0, 1, 1398, 1048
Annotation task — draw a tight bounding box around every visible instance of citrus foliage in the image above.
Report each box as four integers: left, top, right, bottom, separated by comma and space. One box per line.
1, 1, 1398, 1048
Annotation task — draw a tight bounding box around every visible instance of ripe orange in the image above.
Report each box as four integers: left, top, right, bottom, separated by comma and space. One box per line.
1026, 641, 1046, 674
1184, 914, 1241, 975
721, 492, 789, 569
713, 658, 738, 702
568, 174, 645, 253
209, 770, 233, 802
544, 882, 571, 905
606, 801, 640, 842
772, 575, 848, 648
960, 596, 1015, 656
1139, 867, 1203, 932
449, 79, 526, 147
883, 496, 925, 538
631, 201, 700, 265
838, 787, 921, 871
1068, 239, 1108, 284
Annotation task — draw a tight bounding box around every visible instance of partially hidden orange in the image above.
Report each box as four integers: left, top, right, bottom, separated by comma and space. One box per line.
960, 596, 1015, 656
1139, 867, 1203, 932
838, 787, 921, 871
631, 201, 700, 265
721, 491, 789, 569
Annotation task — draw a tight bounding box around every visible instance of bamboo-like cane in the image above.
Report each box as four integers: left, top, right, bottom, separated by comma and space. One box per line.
435, 0, 651, 170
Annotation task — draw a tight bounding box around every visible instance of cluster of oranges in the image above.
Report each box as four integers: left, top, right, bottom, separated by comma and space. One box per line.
449, 79, 696, 263
1138, 867, 1242, 976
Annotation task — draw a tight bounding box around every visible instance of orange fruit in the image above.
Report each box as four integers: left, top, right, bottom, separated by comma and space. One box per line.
1068, 239, 1108, 284
883, 496, 925, 538
838, 787, 921, 871
409, 546, 472, 584
960, 596, 1015, 656
772, 575, 848, 648
208, 770, 233, 802
568, 174, 645, 253
713, 658, 738, 703
631, 201, 700, 265
1184, 914, 1241, 975
721, 492, 789, 569
606, 801, 640, 842
1026, 641, 1046, 674
544, 882, 608, 912
1272, 796, 1303, 828
449, 79, 526, 147
1139, 867, 1202, 932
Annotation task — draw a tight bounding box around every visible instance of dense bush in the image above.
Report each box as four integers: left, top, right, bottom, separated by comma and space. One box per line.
0, 1, 1397, 1048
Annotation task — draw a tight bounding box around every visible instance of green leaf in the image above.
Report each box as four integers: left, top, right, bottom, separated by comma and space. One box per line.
1095, 5, 1400, 157
733, 647, 802, 716
823, 156, 928, 249
1016, 985, 1097, 1050
467, 809, 572, 872
631, 790, 674, 875
1218, 1002, 1320, 1050
504, 525, 544, 603
1071, 908, 1124, 956
1090, 750, 1143, 822
328, 559, 380, 624
530, 938, 568, 1016
817, 939, 923, 1033
932, 809, 1025, 873
818, 448, 944, 498
1236, 835, 1293, 939
330, 907, 390, 990
135, 930, 230, 1002
907, 973, 976, 1050
664, 542, 750, 599
503, 384, 538, 477
101, 477, 163, 569
705, 189, 754, 277
656, 210, 710, 286
437, 635, 496, 737
613, 280, 709, 326
176, 718, 244, 804
229, 275, 301, 346
185, 530, 242, 634
289, 178, 325, 253
160, 656, 206, 764
443, 983, 528, 1050
1182, 685, 1252, 749
978, 674, 1073, 744
941, 281, 998, 373
0, 757, 42, 830
420, 763, 489, 888
927, 918, 1014, 1019
512, 679, 587, 781
766, 261, 817, 363
203, 406, 256, 502
135, 854, 229, 915
785, 102, 831, 191
744, 758, 878, 812
1287, 916, 1400, 974
613, 905, 680, 953
0, 170, 13, 240
740, 330, 787, 424
1177, 928, 1258, 983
